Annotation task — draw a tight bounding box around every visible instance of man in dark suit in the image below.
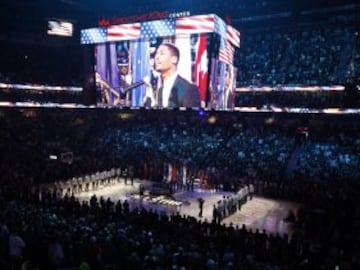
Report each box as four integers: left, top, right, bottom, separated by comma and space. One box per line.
144, 42, 201, 108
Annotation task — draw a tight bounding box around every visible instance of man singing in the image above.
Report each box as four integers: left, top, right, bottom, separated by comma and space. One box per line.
144, 42, 201, 108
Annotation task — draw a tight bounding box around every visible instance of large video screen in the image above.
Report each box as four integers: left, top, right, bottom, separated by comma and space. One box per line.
94, 33, 236, 110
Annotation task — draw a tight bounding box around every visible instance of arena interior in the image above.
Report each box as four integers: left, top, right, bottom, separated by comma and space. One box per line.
0, 1, 360, 270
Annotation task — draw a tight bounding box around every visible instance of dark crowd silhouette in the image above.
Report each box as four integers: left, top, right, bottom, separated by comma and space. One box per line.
0, 108, 360, 270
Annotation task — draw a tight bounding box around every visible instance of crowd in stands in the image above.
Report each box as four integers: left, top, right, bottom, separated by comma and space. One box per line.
0, 108, 360, 269
235, 89, 360, 109
232, 21, 359, 108
0, 89, 83, 104
1, 108, 360, 186
236, 24, 359, 87
293, 136, 360, 182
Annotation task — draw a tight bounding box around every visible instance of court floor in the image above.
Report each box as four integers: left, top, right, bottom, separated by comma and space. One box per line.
73, 179, 300, 237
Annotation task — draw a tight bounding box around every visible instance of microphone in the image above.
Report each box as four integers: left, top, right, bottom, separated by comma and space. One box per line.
122, 76, 150, 93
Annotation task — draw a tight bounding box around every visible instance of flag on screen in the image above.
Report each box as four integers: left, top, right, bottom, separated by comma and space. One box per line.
81, 28, 107, 44
214, 16, 234, 64
107, 23, 141, 42
219, 38, 234, 65
214, 16, 227, 41
131, 40, 150, 106
81, 14, 240, 46
214, 15, 240, 49
175, 14, 215, 36
227, 25, 240, 47
209, 58, 218, 108
141, 19, 176, 39
96, 43, 119, 105
210, 58, 217, 91
218, 61, 227, 108
193, 34, 208, 105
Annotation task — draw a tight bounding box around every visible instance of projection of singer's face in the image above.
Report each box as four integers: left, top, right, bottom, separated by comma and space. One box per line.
155, 44, 178, 77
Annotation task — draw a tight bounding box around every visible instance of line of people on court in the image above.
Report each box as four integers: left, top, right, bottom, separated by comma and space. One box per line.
212, 184, 254, 223
42, 166, 135, 198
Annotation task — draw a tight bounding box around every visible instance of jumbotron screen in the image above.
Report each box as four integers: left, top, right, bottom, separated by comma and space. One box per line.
94, 34, 236, 110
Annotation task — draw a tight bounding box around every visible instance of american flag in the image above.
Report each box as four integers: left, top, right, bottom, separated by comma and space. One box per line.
219, 38, 234, 65
47, 21, 73, 37
214, 17, 235, 65
81, 27, 107, 44
227, 25, 240, 48
214, 15, 240, 49
214, 15, 227, 42
107, 23, 141, 42
175, 14, 215, 36
141, 19, 176, 39
80, 14, 240, 48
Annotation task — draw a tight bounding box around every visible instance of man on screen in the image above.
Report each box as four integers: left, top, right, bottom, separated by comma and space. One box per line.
224, 66, 235, 109
144, 42, 201, 108
117, 58, 132, 106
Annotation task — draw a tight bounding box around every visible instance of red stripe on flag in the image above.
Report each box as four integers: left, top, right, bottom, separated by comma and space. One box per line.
176, 15, 215, 35
227, 25, 240, 47
219, 40, 234, 65
107, 23, 141, 41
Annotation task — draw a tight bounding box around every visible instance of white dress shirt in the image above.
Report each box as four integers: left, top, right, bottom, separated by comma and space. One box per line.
162, 72, 178, 108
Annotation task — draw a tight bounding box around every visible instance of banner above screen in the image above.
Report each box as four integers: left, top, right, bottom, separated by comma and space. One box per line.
81, 14, 240, 48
